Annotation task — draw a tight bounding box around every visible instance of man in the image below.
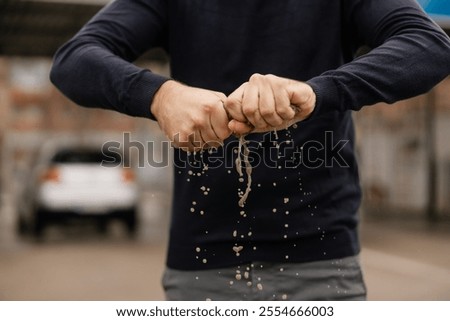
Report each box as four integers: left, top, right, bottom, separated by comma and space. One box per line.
50, 0, 450, 300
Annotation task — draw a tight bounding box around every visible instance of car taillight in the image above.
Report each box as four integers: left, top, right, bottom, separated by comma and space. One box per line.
41, 167, 60, 183
122, 168, 135, 183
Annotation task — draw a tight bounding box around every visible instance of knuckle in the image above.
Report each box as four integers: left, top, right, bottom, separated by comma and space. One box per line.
225, 98, 239, 111
191, 115, 204, 129
242, 104, 256, 114
201, 103, 213, 115
277, 106, 296, 119
271, 118, 284, 126
216, 92, 227, 100
260, 107, 273, 118
249, 73, 263, 82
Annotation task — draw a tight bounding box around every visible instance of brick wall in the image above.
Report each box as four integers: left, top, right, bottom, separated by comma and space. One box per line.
1, 57, 449, 218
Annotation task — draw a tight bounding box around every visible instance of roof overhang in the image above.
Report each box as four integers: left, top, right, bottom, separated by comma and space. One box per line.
0, 0, 105, 57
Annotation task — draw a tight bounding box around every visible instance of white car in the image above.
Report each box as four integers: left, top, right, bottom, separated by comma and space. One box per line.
19, 146, 139, 238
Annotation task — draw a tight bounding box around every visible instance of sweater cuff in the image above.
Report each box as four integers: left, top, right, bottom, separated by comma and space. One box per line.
125, 70, 171, 120
306, 76, 342, 119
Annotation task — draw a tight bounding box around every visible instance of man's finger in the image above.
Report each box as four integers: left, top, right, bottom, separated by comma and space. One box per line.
228, 119, 254, 136
242, 81, 263, 127
224, 82, 247, 122
210, 102, 232, 142
258, 79, 283, 127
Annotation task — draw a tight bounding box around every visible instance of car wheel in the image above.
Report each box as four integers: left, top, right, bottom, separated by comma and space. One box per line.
124, 209, 138, 237
33, 209, 47, 239
96, 218, 109, 234
17, 215, 29, 235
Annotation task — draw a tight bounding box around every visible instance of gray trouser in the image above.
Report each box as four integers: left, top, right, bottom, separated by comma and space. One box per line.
162, 255, 367, 301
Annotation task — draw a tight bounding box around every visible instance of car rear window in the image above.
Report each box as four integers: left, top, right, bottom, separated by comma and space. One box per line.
51, 149, 122, 165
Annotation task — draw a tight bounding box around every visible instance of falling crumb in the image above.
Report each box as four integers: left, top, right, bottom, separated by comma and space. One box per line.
247, 282, 252, 287
273, 182, 277, 187
257, 283, 263, 291
200, 186, 206, 191
192, 201, 197, 205
205, 298, 211, 301
280, 268, 284, 272
285, 255, 289, 259
244, 271, 249, 279
284, 224, 289, 228
235, 274, 242, 281
190, 208, 195, 213
232, 230, 237, 237
188, 170, 193, 175
248, 232, 252, 236
272, 208, 277, 213
284, 197, 290, 204
202, 259, 207, 263
200, 210, 204, 215
282, 294, 288, 300
229, 281, 234, 285
195, 247, 201, 253
232, 245, 244, 256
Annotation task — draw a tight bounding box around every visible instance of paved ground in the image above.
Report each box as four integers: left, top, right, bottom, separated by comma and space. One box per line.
0, 214, 449, 301
361, 218, 450, 300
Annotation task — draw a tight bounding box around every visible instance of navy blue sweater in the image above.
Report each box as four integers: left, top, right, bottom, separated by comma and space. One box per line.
51, 0, 450, 270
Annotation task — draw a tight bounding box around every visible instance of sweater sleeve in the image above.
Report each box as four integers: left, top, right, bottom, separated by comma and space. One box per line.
50, 0, 170, 119
307, 0, 450, 117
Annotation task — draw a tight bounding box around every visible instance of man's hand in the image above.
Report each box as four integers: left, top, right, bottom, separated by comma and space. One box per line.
151, 80, 232, 152
225, 74, 316, 135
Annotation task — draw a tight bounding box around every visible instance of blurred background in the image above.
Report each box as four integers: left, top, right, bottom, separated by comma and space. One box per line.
0, 0, 449, 301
